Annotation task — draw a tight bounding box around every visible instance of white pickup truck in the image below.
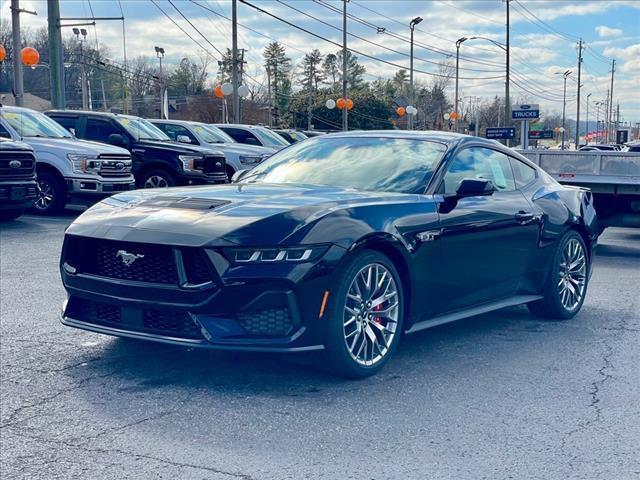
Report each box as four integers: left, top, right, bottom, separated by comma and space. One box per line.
518, 149, 640, 229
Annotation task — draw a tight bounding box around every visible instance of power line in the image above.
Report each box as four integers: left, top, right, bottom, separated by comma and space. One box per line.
150, 0, 220, 61
167, 0, 224, 57
239, 0, 504, 81
512, 0, 579, 43
277, 0, 503, 74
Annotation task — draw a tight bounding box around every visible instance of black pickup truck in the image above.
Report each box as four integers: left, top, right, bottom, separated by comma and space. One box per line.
0, 139, 38, 221
45, 111, 227, 188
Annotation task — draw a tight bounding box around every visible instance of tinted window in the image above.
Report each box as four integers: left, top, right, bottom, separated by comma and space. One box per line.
239, 136, 447, 194
84, 119, 121, 144
510, 158, 536, 188
442, 147, 516, 193
221, 127, 260, 145
0, 122, 11, 138
155, 123, 198, 144
49, 116, 79, 135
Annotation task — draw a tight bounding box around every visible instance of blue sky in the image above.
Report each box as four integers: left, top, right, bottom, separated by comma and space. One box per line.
4, 0, 640, 123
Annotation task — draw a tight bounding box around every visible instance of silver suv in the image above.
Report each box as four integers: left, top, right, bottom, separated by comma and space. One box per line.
0, 106, 135, 215
150, 119, 273, 178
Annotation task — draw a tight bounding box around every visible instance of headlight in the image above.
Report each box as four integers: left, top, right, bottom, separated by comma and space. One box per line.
222, 245, 329, 264
178, 155, 203, 171
239, 155, 262, 165
67, 154, 100, 174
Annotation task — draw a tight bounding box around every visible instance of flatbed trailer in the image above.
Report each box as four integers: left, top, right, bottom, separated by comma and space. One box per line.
518, 150, 640, 229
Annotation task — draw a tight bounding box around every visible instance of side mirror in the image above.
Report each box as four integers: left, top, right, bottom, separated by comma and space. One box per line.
176, 135, 192, 144
231, 169, 248, 183
108, 133, 127, 147
455, 178, 496, 197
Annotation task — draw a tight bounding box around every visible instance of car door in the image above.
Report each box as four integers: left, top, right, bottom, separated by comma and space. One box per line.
435, 146, 540, 312
83, 118, 122, 145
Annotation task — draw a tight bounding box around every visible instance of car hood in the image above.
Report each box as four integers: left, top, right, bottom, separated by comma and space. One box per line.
134, 139, 224, 156
24, 137, 130, 156
67, 183, 418, 247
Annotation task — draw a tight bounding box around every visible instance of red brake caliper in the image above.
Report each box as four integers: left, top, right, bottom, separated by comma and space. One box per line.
372, 302, 385, 325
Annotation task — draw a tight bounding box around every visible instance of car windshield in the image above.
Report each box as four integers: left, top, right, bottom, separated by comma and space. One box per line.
1, 109, 72, 139
116, 116, 170, 141
194, 124, 235, 144
239, 136, 447, 194
252, 126, 290, 147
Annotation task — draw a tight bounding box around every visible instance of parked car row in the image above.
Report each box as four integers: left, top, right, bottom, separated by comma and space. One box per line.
0, 105, 330, 220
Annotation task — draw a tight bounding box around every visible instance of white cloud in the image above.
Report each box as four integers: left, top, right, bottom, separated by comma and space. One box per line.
596, 26, 624, 37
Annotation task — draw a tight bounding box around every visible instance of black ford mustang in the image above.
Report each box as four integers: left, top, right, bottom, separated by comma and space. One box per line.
60, 131, 598, 377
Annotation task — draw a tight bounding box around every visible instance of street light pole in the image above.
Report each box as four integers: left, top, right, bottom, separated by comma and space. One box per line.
231, 0, 240, 124
455, 37, 467, 133
155, 46, 165, 118
409, 16, 423, 131
342, 0, 348, 132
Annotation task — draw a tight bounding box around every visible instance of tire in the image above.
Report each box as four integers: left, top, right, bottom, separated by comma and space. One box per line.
0, 208, 24, 221
528, 230, 590, 320
30, 171, 66, 215
138, 169, 176, 189
323, 250, 405, 379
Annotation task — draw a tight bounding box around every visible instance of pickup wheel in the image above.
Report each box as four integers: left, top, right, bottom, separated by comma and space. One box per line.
0, 208, 24, 221
30, 171, 66, 215
139, 169, 176, 189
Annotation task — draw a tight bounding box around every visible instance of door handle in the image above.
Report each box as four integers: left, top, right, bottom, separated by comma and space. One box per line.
515, 211, 536, 224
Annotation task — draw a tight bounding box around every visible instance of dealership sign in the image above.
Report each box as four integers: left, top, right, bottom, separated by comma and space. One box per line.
486, 127, 516, 139
512, 104, 540, 120
528, 130, 554, 140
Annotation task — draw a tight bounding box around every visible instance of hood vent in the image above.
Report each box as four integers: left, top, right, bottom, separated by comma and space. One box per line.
138, 196, 230, 211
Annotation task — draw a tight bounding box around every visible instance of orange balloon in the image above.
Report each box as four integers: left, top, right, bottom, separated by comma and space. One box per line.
396, 106, 406, 116
214, 85, 224, 98
345, 99, 354, 110
21, 47, 39, 66
450, 112, 458, 120
336, 98, 346, 110
0, 44, 6, 63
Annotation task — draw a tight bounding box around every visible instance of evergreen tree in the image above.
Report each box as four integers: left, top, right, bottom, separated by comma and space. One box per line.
263, 41, 291, 126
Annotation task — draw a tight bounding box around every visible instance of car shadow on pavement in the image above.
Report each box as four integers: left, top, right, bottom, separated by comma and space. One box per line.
63, 305, 550, 396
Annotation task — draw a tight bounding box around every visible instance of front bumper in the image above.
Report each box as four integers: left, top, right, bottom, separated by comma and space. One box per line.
60, 240, 346, 351
66, 176, 136, 197
177, 170, 228, 185
0, 179, 38, 209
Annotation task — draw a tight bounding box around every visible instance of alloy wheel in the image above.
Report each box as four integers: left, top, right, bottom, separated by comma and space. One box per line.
343, 263, 400, 366
558, 238, 587, 311
144, 175, 169, 188
35, 179, 54, 210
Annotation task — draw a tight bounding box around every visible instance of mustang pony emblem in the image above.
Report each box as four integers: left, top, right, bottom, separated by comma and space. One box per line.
116, 250, 144, 266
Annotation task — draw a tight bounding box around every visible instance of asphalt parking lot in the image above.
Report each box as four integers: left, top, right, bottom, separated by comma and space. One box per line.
1, 213, 639, 480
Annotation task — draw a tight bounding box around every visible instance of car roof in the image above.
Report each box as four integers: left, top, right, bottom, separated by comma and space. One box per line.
324, 129, 479, 146
214, 124, 265, 130
45, 110, 145, 121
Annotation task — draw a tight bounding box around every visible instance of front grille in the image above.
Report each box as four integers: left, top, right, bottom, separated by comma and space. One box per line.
237, 308, 294, 337
202, 155, 226, 175
0, 152, 36, 180
97, 154, 132, 178
66, 297, 203, 340
143, 309, 202, 339
81, 238, 179, 284
65, 236, 215, 287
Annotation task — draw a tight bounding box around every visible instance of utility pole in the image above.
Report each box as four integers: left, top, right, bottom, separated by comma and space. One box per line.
505, 0, 511, 146
616, 102, 620, 141
266, 67, 272, 127
585, 93, 591, 143
11, 0, 24, 107
604, 89, 609, 143
574, 39, 583, 148
342, 0, 348, 132
155, 46, 165, 118
608, 59, 615, 143
101, 79, 107, 112
561, 70, 571, 150
47, 0, 65, 109
231, 0, 240, 124
74, 28, 89, 110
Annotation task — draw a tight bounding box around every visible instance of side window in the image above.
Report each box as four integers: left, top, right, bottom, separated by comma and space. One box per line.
223, 128, 258, 145
49, 116, 78, 136
84, 119, 121, 143
442, 147, 516, 194
0, 122, 11, 138
510, 158, 537, 188
159, 124, 198, 144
